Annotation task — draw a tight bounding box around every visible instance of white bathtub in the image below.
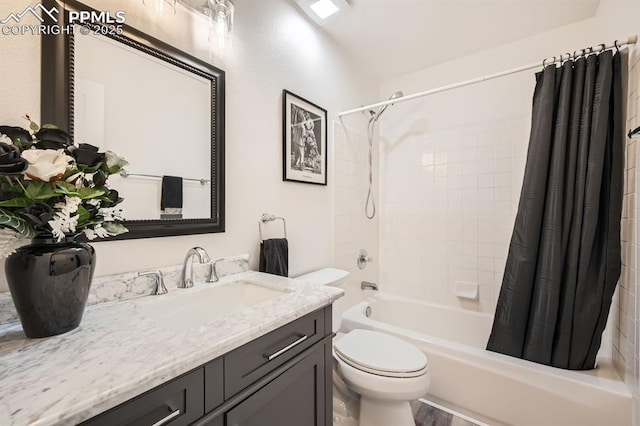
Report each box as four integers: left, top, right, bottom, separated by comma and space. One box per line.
340, 293, 633, 426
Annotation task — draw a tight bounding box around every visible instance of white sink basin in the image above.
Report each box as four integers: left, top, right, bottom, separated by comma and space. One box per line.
136, 280, 289, 330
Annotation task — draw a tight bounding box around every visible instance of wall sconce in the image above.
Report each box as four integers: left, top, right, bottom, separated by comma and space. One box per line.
164, 0, 235, 47
206, 0, 234, 41
143, 0, 177, 15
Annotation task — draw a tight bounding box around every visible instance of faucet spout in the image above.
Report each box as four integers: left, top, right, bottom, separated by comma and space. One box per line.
179, 247, 210, 288
361, 281, 379, 291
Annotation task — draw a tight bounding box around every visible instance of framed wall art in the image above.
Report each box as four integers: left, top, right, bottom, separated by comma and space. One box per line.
282, 90, 327, 185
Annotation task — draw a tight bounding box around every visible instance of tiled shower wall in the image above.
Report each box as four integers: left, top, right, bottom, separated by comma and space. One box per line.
332, 122, 379, 326
614, 48, 640, 402
379, 119, 529, 313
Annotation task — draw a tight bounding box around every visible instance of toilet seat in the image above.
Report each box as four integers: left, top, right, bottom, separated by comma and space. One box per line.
334, 329, 428, 378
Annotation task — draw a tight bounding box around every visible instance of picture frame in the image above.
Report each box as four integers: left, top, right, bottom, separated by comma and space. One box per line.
283, 90, 327, 185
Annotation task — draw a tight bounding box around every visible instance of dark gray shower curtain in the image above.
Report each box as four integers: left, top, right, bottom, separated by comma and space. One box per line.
486, 50, 626, 370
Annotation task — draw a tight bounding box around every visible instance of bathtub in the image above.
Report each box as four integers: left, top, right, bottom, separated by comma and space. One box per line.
340, 293, 633, 426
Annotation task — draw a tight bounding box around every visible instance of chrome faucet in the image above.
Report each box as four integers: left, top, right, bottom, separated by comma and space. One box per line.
361, 281, 379, 291
179, 247, 210, 288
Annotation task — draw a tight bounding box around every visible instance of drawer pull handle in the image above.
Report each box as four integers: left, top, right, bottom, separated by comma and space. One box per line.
151, 408, 181, 426
264, 334, 308, 361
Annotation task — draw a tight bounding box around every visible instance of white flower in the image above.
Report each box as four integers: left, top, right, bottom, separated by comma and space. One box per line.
48, 196, 81, 241
104, 151, 128, 169
0, 228, 27, 258
22, 149, 74, 182
83, 226, 111, 240
100, 207, 125, 222
0, 134, 13, 145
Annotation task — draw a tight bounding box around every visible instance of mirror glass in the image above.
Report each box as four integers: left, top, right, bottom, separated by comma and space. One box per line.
41, 0, 225, 239
73, 33, 211, 220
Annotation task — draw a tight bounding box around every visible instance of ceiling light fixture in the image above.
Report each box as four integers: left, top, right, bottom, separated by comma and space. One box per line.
296, 0, 349, 26
310, 0, 339, 19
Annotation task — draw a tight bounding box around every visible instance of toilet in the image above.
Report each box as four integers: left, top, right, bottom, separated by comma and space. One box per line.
297, 268, 431, 426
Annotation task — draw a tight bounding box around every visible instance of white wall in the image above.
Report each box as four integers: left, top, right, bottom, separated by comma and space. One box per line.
0, 0, 378, 290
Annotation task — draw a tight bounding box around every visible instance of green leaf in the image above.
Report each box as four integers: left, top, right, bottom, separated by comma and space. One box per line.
29, 121, 40, 132
76, 205, 90, 226
41, 124, 58, 130
54, 181, 80, 196
78, 187, 105, 200
0, 198, 31, 207
23, 181, 57, 201
63, 168, 81, 180
108, 165, 123, 175
77, 163, 103, 174
0, 208, 36, 238
103, 222, 128, 236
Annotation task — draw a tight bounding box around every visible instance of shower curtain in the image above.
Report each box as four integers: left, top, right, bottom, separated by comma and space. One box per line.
486, 50, 627, 370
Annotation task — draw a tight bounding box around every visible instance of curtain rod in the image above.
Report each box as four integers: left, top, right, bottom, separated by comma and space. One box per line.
338, 35, 638, 118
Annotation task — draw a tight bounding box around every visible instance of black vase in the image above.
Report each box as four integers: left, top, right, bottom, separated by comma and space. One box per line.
5, 238, 96, 338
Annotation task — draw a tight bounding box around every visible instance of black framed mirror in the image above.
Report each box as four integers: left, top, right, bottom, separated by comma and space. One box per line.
41, 0, 225, 240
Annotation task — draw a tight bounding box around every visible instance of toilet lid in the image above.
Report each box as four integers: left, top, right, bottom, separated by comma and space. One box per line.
334, 330, 428, 378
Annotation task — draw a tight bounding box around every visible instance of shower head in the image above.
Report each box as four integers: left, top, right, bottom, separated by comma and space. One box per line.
370, 91, 404, 122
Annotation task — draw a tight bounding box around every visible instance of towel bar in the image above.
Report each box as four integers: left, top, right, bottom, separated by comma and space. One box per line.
259, 213, 287, 242
119, 170, 210, 186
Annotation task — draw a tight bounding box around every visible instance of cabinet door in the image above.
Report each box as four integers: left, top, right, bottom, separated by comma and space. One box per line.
224, 308, 325, 399
225, 344, 326, 426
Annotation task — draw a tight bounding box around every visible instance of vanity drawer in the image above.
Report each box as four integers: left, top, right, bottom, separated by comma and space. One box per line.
81, 368, 204, 426
224, 307, 326, 398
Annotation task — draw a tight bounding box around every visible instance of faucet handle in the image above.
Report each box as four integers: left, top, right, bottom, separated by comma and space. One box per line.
357, 249, 373, 270
209, 258, 222, 283
139, 270, 168, 295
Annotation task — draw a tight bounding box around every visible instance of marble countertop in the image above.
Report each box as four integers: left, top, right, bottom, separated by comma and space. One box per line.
0, 271, 343, 426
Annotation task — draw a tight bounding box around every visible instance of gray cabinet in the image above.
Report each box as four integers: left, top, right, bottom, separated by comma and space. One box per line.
82, 306, 333, 426
225, 343, 326, 426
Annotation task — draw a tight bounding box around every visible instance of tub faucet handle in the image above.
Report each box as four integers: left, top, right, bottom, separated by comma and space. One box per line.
357, 249, 373, 270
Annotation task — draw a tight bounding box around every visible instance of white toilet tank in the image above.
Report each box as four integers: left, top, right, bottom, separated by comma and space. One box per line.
296, 268, 350, 287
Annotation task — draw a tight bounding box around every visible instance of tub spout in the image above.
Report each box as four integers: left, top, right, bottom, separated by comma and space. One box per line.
361, 281, 378, 291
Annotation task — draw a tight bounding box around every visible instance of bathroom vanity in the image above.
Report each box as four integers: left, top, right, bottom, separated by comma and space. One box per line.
0, 269, 343, 425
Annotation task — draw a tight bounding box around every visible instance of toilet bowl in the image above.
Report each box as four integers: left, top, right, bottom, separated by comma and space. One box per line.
296, 269, 430, 426
334, 329, 431, 426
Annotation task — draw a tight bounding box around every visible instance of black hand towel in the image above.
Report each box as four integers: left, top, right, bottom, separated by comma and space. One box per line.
259, 238, 288, 277
161, 175, 183, 210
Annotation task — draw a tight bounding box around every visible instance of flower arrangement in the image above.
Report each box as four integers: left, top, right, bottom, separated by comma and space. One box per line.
0, 116, 128, 255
